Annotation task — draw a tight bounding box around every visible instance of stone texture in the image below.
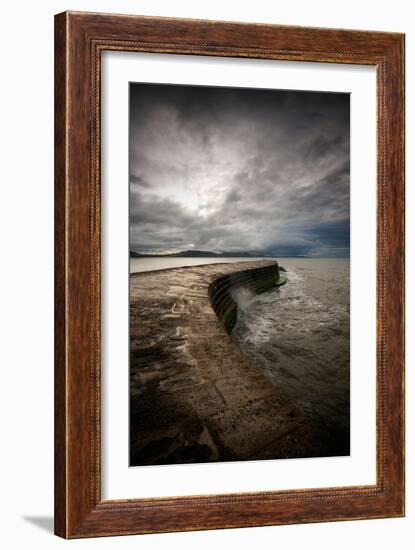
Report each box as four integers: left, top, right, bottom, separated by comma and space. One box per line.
130, 260, 322, 466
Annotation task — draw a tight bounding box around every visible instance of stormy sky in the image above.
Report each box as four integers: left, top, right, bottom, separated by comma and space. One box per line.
129, 83, 350, 257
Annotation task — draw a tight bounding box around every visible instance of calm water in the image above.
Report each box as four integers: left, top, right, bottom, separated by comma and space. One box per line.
130, 256, 274, 273
131, 257, 350, 438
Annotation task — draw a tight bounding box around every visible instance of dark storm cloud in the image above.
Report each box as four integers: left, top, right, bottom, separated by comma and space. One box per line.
130, 174, 151, 188
129, 83, 350, 256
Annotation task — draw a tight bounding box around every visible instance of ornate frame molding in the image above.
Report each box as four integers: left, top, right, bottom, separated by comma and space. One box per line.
55, 11, 405, 538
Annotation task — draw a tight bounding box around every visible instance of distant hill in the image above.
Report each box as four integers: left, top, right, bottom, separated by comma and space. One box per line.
130, 250, 252, 258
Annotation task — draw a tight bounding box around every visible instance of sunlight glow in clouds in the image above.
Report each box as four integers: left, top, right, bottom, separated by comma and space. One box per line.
129, 83, 350, 257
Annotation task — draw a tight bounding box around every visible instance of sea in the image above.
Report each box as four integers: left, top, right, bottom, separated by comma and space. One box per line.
130, 257, 350, 439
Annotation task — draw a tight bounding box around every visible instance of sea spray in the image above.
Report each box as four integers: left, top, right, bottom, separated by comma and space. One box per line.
232, 258, 350, 446
230, 286, 256, 312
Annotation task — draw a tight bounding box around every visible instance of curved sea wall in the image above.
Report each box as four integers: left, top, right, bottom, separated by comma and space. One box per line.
129, 260, 317, 467
209, 261, 285, 333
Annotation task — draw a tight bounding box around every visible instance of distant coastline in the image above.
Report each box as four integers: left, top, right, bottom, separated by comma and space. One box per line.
129, 249, 315, 259
130, 249, 252, 258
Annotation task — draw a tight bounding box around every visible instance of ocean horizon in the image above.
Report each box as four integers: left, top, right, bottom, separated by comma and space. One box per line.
130, 256, 349, 274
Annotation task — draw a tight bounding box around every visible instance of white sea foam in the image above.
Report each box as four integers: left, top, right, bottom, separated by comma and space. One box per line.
232, 259, 350, 432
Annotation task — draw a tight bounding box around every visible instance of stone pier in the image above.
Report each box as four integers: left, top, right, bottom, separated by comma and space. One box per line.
130, 260, 322, 466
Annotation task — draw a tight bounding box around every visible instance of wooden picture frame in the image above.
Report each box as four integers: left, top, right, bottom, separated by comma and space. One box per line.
54, 11, 405, 538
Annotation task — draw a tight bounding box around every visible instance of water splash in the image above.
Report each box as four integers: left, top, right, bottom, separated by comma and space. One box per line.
230, 286, 257, 312
232, 259, 350, 434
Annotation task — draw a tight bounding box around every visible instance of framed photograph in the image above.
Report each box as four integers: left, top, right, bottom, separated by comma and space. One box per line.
54, 11, 405, 538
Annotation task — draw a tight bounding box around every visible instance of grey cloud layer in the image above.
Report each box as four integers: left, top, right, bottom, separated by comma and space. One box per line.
129, 84, 350, 257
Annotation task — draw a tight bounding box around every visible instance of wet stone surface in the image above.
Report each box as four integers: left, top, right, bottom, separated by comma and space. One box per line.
130, 260, 325, 466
